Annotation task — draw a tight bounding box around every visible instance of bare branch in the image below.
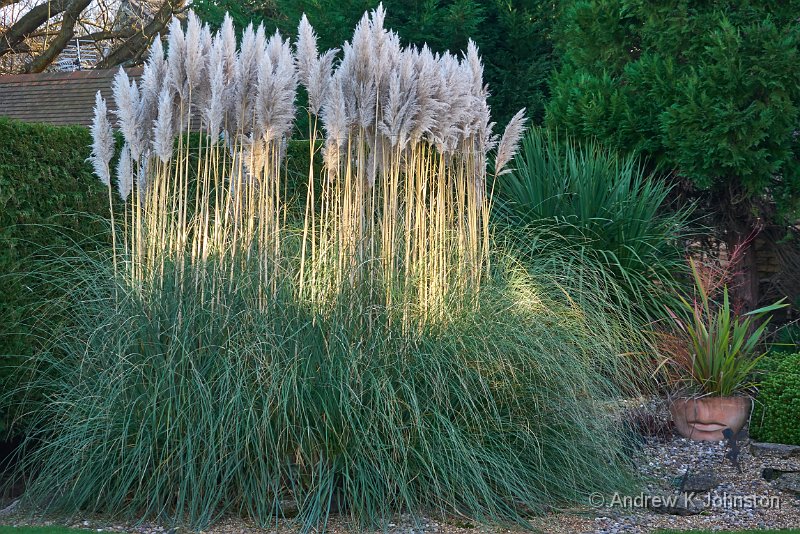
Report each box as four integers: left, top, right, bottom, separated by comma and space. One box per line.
0, 0, 75, 57
25, 0, 94, 72
83, 28, 136, 42
97, 0, 185, 68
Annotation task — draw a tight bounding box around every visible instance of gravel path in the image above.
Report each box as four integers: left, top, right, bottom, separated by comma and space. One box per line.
2, 400, 799, 533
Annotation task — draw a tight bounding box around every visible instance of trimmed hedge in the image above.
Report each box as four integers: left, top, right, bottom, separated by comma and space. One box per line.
0, 119, 113, 434
0, 117, 315, 435
751, 352, 800, 445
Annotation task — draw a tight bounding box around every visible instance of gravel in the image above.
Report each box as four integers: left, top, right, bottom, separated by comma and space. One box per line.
2, 398, 798, 533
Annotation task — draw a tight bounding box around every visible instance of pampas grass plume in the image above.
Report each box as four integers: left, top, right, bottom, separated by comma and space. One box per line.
321, 73, 347, 147
307, 49, 336, 116
296, 14, 318, 87
166, 16, 187, 99
495, 108, 528, 176
138, 36, 165, 148
116, 143, 133, 201
184, 12, 206, 92
153, 87, 175, 162
89, 91, 114, 186
256, 32, 298, 142
112, 67, 143, 158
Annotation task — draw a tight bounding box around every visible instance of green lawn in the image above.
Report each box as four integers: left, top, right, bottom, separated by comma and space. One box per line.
657, 530, 800, 534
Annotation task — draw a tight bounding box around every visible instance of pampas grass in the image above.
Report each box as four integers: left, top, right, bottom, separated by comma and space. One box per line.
89, 91, 117, 277
88, 92, 113, 186
89, 13, 299, 300
7, 235, 645, 530
296, 5, 524, 326
495, 109, 528, 176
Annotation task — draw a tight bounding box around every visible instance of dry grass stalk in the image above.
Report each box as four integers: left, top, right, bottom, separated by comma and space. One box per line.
301, 5, 524, 328
90, 6, 526, 327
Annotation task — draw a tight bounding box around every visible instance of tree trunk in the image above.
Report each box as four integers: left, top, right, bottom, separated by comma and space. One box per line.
24, 0, 93, 73
96, 0, 184, 68
0, 0, 74, 57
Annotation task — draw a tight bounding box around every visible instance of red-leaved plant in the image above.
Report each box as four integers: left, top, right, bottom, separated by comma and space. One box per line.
661, 239, 787, 397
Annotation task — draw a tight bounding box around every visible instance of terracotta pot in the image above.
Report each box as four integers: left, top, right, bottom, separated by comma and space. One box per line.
669, 396, 752, 441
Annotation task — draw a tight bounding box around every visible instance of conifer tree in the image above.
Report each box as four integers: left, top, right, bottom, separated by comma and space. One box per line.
546, 0, 800, 310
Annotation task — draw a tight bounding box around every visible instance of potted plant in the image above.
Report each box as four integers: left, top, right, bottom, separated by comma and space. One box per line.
665, 258, 787, 441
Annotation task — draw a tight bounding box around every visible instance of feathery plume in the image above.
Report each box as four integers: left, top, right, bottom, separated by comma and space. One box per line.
428, 52, 470, 154
371, 3, 386, 38
200, 22, 213, 57
307, 48, 337, 116
184, 12, 206, 93
204, 17, 237, 141
194, 22, 214, 106
153, 86, 175, 162
89, 91, 114, 186
494, 108, 527, 176
219, 13, 237, 81
334, 44, 359, 129
140, 38, 165, 108
368, 2, 399, 90
465, 39, 486, 97
356, 77, 377, 129
146, 35, 165, 70
296, 14, 318, 87
116, 143, 133, 201
166, 16, 187, 100
112, 67, 145, 160
321, 73, 348, 147
256, 32, 298, 142
206, 53, 226, 142
379, 51, 418, 149
409, 45, 443, 143
137, 36, 165, 151
473, 96, 497, 154
234, 23, 260, 135
354, 11, 376, 86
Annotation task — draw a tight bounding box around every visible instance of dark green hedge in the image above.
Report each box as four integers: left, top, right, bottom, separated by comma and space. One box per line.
1, 119, 114, 433
0, 117, 315, 435
751, 352, 800, 445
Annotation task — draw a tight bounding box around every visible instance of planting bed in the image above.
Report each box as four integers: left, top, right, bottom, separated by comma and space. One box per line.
3, 400, 799, 534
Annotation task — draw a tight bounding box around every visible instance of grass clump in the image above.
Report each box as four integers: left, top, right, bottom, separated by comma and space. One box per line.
6, 245, 643, 529
495, 127, 691, 319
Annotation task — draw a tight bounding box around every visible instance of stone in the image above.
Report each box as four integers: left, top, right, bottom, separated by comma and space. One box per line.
673, 469, 718, 492
648, 493, 706, 516
750, 442, 800, 459
774, 472, 800, 495
0, 499, 19, 517
762, 467, 790, 481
